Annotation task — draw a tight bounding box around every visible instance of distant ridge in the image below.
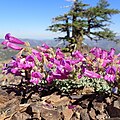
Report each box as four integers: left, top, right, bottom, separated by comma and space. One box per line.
0, 37, 120, 53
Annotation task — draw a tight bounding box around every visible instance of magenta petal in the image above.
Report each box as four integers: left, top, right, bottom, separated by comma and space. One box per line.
90, 47, 102, 58
30, 72, 42, 84
101, 50, 108, 59
106, 66, 116, 74
117, 53, 120, 57
5, 33, 25, 45
30, 78, 39, 84
7, 42, 23, 50
60, 59, 72, 71
78, 74, 82, 79
1, 40, 9, 45
104, 74, 116, 82
47, 63, 53, 68
108, 48, 115, 59
101, 59, 111, 67
84, 69, 102, 78
42, 43, 50, 49
56, 48, 64, 59
26, 55, 34, 62
37, 46, 47, 52
32, 49, 42, 61
32, 72, 42, 79
46, 75, 54, 83
72, 50, 84, 60
52, 72, 67, 79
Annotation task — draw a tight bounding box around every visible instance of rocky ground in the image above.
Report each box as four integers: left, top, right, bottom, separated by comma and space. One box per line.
0, 74, 120, 120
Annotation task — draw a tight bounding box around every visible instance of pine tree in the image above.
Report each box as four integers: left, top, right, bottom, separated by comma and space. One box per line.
48, 0, 120, 50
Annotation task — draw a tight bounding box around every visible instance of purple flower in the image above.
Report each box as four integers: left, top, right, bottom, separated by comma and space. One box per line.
17, 56, 35, 70
11, 68, 21, 75
23, 55, 35, 69
72, 50, 85, 61
108, 48, 115, 59
46, 73, 54, 83
52, 72, 68, 79
56, 48, 64, 59
117, 53, 120, 57
101, 50, 108, 59
2, 40, 23, 50
26, 55, 35, 62
49, 58, 60, 65
90, 47, 102, 58
104, 66, 117, 82
5, 33, 25, 45
32, 49, 42, 61
30, 72, 42, 84
37, 46, 48, 52
47, 63, 53, 68
60, 59, 72, 71
42, 43, 50, 49
84, 68, 102, 78
101, 59, 111, 67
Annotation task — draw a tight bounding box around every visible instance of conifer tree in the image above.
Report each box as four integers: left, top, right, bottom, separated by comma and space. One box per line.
48, 0, 120, 50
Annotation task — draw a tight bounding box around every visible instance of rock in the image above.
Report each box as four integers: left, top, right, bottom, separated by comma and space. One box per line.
106, 118, 120, 120
75, 111, 80, 120
46, 94, 70, 106
54, 96, 70, 106
89, 108, 96, 120
62, 107, 73, 120
40, 107, 61, 120
30, 103, 41, 118
96, 113, 107, 120
80, 109, 90, 120
114, 100, 120, 109
107, 105, 120, 118
74, 105, 83, 119
70, 95, 83, 100
0, 97, 21, 120
105, 97, 112, 105
30, 102, 61, 120
80, 99, 90, 109
12, 112, 31, 120
93, 101, 105, 113
30, 93, 40, 102
46, 94, 61, 103
0, 95, 9, 106
19, 104, 30, 113
82, 87, 94, 95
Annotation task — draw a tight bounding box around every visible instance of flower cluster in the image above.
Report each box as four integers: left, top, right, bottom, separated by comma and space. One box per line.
1, 34, 120, 93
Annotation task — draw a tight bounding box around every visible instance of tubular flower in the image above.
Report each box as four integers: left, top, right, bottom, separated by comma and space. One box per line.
30, 72, 42, 84
1, 33, 25, 50
23, 55, 35, 69
37, 43, 50, 53
108, 48, 115, 59
32, 49, 42, 61
56, 48, 64, 59
42, 43, 50, 49
5, 33, 25, 44
72, 50, 85, 61
101, 50, 108, 59
90, 47, 102, 58
2, 40, 23, 50
104, 66, 117, 82
83, 68, 102, 79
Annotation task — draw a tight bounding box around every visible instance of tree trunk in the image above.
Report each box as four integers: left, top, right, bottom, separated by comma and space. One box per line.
76, 36, 83, 51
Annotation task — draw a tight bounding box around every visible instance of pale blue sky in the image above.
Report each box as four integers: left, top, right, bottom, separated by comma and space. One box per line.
0, 0, 120, 39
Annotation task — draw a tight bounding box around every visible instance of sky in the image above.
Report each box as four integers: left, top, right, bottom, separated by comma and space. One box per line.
0, 0, 120, 39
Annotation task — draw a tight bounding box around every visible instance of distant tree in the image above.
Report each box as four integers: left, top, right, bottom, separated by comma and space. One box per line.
48, 0, 120, 50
